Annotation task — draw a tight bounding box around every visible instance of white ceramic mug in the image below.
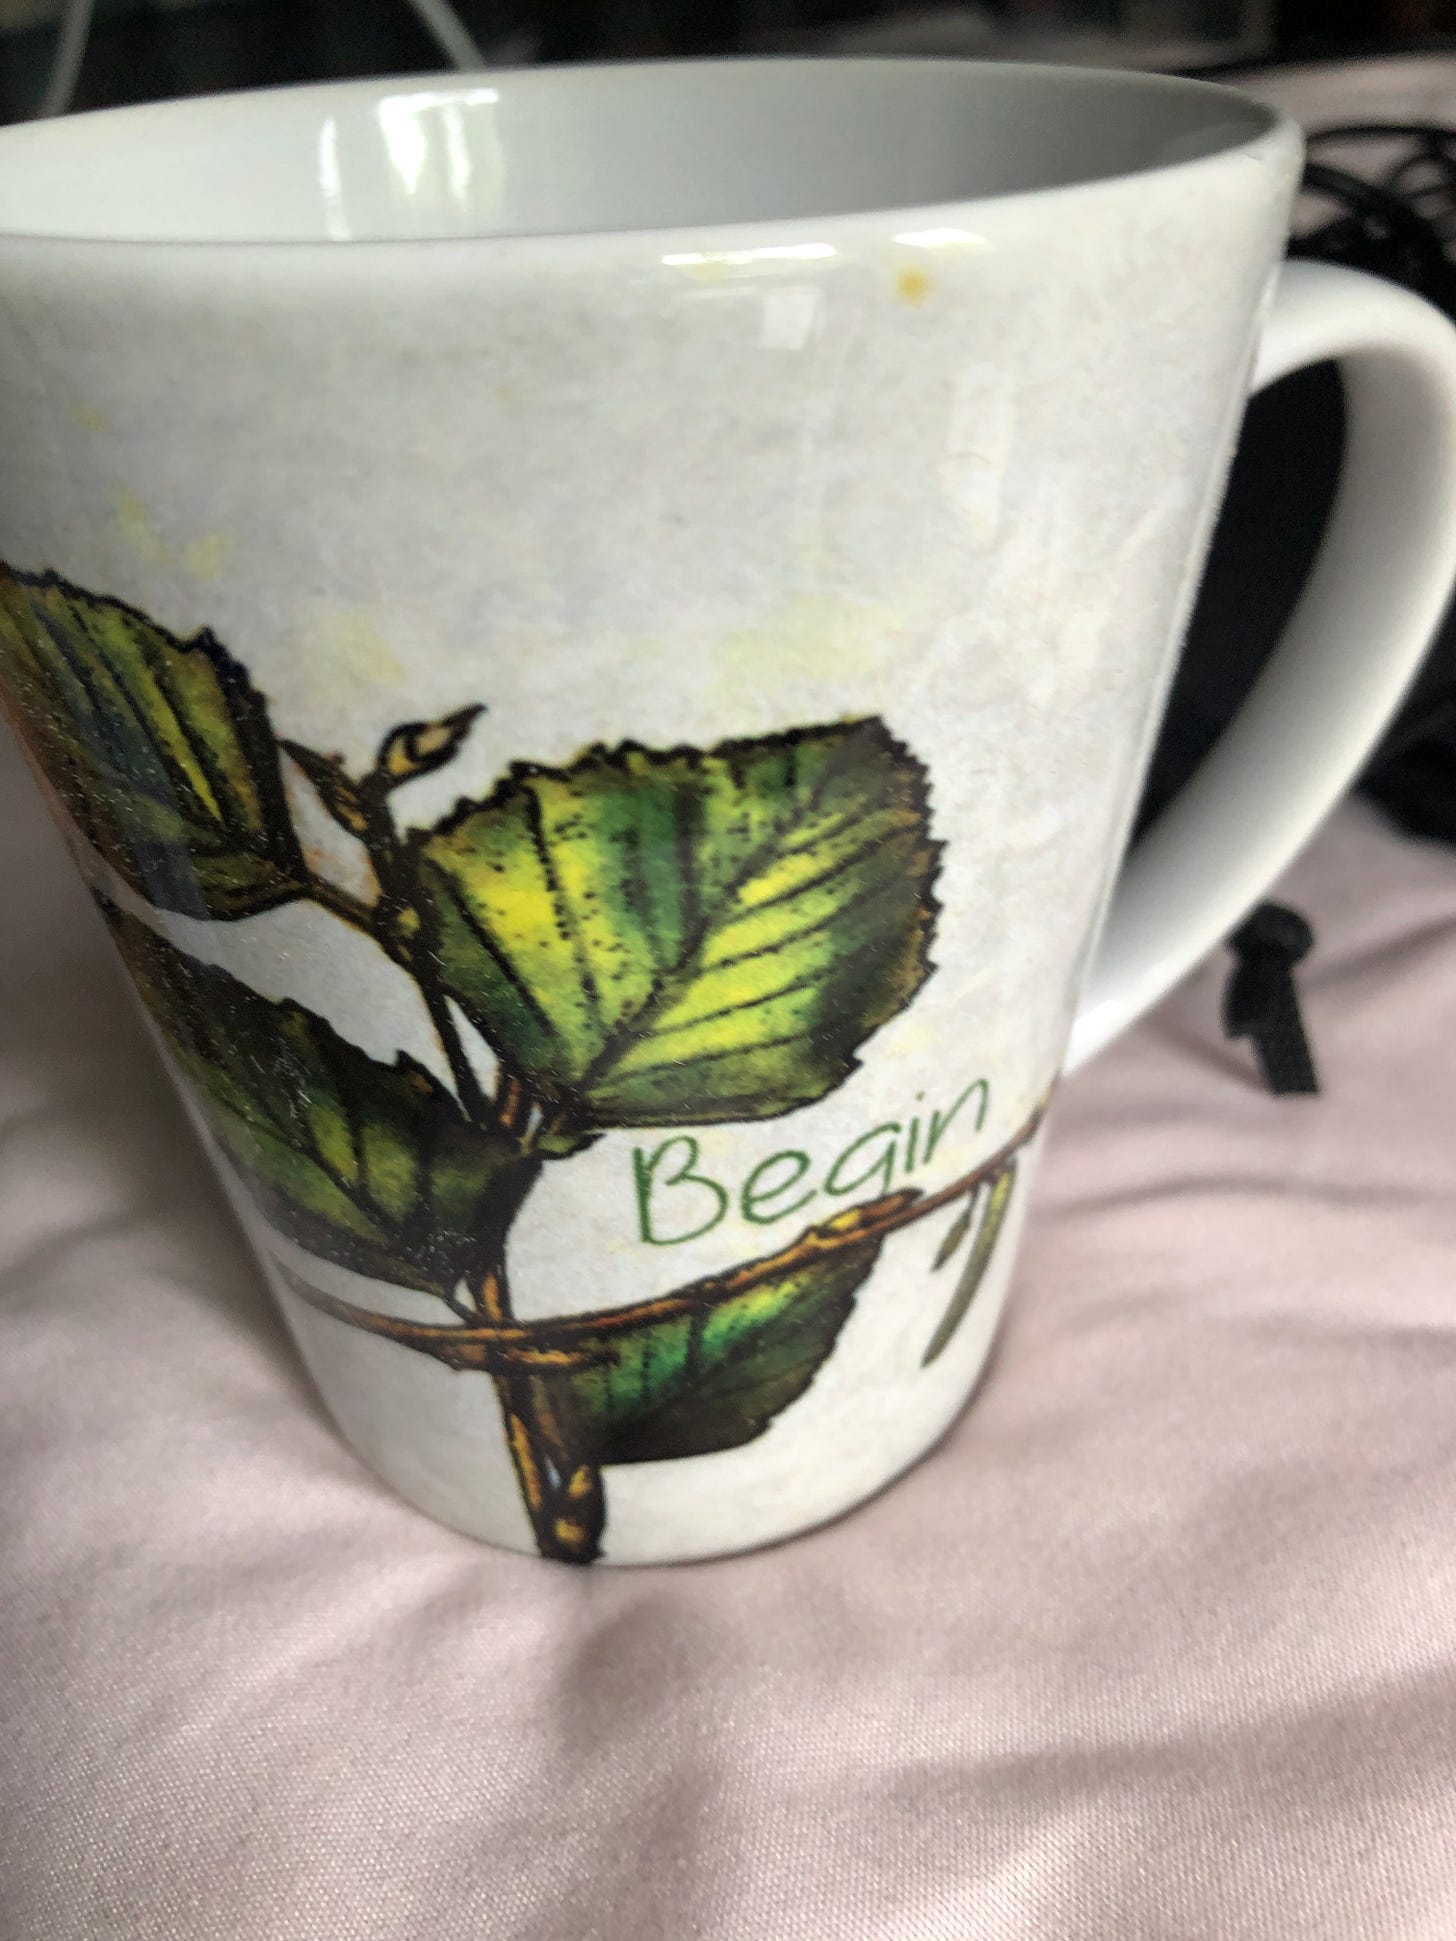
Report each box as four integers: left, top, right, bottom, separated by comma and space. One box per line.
1, 60, 1453, 1566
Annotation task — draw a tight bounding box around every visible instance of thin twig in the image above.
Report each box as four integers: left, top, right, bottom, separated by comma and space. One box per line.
420, 984, 491, 1124
303, 873, 378, 934
317, 774, 500, 1132
307, 857, 491, 1125
495, 1071, 529, 1136
273, 1261, 596, 1372
474, 1263, 510, 1323
474, 1261, 601, 1561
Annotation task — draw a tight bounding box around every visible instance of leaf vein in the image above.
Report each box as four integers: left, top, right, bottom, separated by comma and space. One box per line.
701, 866, 921, 978
637, 927, 902, 1043
432, 862, 560, 1044
525, 780, 607, 1031
571, 722, 887, 1098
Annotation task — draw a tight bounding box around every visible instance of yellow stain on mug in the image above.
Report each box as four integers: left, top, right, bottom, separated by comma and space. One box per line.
183, 533, 232, 582
69, 401, 111, 435
708, 590, 933, 716
111, 487, 166, 564
891, 230, 987, 307
294, 601, 405, 685
111, 485, 230, 581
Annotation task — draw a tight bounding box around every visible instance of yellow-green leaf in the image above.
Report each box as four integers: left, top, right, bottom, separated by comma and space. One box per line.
102, 900, 524, 1296
931, 1196, 975, 1270
921, 1163, 1017, 1366
411, 719, 940, 1129
0, 566, 306, 917
543, 1198, 913, 1464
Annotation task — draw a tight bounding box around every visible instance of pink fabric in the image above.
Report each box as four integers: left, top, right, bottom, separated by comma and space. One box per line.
3, 723, 1456, 1940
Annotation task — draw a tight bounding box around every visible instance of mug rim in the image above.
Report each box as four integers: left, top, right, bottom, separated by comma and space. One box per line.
0, 55, 1299, 255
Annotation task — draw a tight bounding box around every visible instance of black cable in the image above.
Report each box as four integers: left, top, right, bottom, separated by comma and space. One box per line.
1224, 906, 1319, 1097
1296, 158, 1456, 310
1307, 120, 1456, 145
1299, 124, 1456, 316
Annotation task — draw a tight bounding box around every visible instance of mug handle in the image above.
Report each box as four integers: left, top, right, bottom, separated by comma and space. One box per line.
1068, 259, 1456, 1070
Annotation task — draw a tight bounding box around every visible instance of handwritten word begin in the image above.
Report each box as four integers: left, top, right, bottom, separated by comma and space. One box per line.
631, 1077, 990, 1246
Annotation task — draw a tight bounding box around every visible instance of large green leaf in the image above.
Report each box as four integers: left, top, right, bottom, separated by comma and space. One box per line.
101, 901, 523, 1296
0, 567, 307, 918
410, 719, 940, 1129
543, 1198, 910, 1464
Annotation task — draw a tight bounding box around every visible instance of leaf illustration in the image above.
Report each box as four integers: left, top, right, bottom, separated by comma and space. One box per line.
547, 1197, 912, 1464
921, 1162, 1017, 1366
0, 567, 307, 918
282, 741, 372, 838
101, 900, 522, 1296
276, 1098, 1050, 1564
931, 1195, 976, 1270
375, 705, 483, 788
411, 718, 940, 1129
275, 1195, 915, 1457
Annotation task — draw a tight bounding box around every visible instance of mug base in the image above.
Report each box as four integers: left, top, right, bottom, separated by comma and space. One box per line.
332, 1313, 1010, 1567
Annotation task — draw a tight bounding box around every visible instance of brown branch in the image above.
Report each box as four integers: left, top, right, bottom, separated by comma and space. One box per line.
520, 1373, 605, 1563
302, 858, 492, 1126
494, 1072, 529, 1135
419, 981, 491, 1125
303, 873, 379, 935
474, 1261, 509, 1324
472, 1260, 604, 1565
298, 765, 500, 1130
548, 1461, 607, 1563
859, 1098, 1045, 1236
273, 1262, 597, 1373
278, 1097, 1048, 1374
501, 1405, 553, 1539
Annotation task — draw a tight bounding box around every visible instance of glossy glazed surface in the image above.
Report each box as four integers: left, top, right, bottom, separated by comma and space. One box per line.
0, 59, 1277, 243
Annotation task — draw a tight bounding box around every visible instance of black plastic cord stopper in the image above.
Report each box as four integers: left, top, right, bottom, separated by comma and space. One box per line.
1223, 903, 1320, 1097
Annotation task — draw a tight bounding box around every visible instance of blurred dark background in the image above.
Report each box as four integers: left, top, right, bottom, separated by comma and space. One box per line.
2, 1, 1455, 123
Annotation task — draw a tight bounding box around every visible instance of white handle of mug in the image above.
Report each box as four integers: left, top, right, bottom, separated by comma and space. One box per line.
1068, 259, 1456, 1070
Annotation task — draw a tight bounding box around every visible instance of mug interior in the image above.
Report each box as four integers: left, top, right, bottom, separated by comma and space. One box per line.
0, 58, 1279, 247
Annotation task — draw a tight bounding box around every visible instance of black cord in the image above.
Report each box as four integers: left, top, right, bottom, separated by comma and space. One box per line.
1300, 124, 1456, 315
1307, 121, 1456, 145
1224, 906, 1320, 1097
